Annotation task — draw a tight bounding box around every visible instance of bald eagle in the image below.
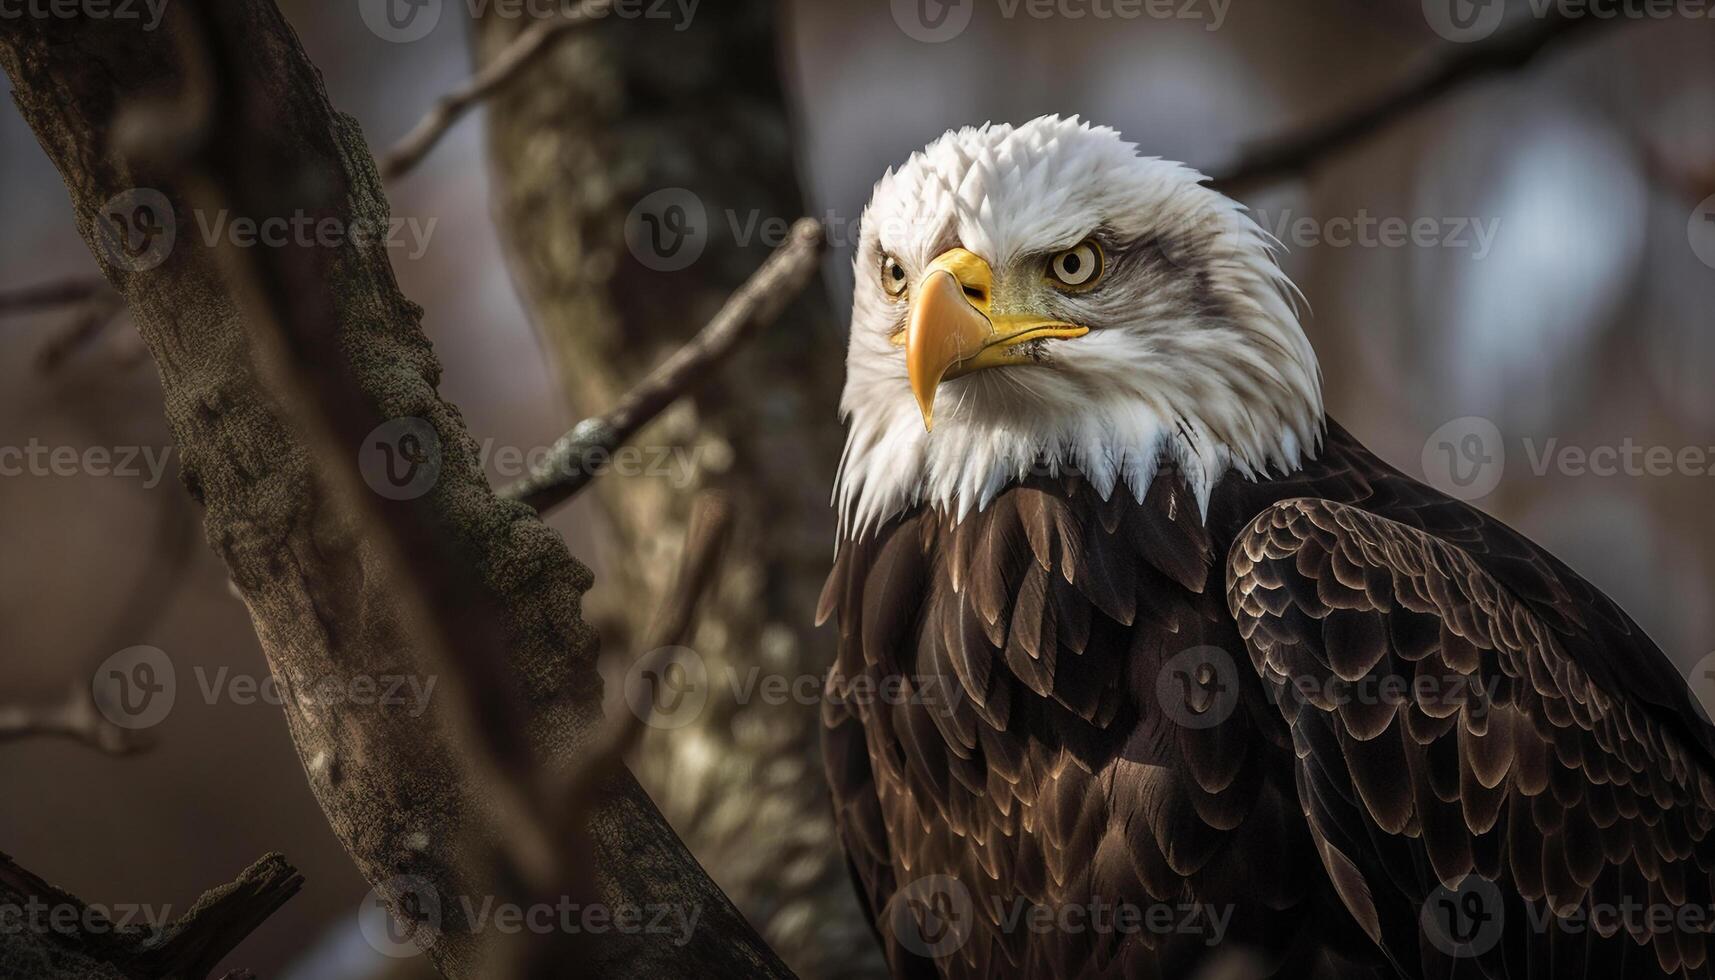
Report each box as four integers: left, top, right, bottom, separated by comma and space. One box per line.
818, 115, 1715, 979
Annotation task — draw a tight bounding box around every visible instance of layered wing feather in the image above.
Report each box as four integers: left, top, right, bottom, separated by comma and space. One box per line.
1227, 497, 1715, 979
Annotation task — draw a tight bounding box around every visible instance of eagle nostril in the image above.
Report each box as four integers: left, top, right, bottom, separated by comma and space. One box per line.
962, 284, 987, 303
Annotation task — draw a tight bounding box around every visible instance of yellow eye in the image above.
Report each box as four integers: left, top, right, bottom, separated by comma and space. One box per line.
881, 254, 908, 297
1047, 240, 1102, 289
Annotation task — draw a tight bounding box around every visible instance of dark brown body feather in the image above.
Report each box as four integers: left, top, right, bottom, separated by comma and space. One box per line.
820, 420, 1715, 979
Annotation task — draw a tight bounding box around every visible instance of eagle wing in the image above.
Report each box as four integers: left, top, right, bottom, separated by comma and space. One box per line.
1227, 497, 1715, 979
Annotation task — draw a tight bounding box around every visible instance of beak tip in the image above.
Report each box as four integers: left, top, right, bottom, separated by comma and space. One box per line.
912, 390, 936, 432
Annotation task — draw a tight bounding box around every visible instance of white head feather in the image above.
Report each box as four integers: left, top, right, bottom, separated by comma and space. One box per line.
834, 115, 1324, 540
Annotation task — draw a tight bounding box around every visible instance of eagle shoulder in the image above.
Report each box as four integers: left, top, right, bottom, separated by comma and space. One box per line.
1227, 496, 1715, 979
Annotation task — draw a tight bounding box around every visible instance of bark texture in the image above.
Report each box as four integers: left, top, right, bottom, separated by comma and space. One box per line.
1, 5, 789, 977
0, 851, 300, 980
471, 6, 878, 977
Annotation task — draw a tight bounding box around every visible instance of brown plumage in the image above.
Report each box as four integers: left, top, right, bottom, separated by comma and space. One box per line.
820, 420, 1715, 979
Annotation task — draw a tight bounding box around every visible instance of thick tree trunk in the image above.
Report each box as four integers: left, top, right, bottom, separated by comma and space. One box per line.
1, 4, 789, 977
470, 6, 879, 977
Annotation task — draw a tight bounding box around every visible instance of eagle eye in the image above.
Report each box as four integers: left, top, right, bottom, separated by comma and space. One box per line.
881, 254, 908, 298
1047, 240, 1103, 289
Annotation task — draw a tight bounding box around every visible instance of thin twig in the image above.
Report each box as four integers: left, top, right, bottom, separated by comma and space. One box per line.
0, 277, 108, 316
0, 681, 150, 755
577, 490, 733, 780
503, 218, 827, 513
35, 287, 126, 373
378, 0, 612, 180
0, 278, 130, 372
1211, 9, 1614, 195
518, 490, 734, 976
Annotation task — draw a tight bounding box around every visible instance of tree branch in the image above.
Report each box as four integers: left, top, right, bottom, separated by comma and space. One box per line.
378, 0, 612, 180
502, 218, 826, 513
0, 850, 301, 980
0, 682, 148, 756
0, 278, 109, 315
0, 3, 791, 977
33, 288, 126, 373
1211, 9, 1615, 195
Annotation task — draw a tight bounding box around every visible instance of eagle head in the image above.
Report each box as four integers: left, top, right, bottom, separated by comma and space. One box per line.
835, 115, 1325, 538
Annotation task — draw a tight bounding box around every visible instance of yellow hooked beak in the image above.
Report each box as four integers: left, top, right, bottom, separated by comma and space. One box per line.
902, 248, 1088, 430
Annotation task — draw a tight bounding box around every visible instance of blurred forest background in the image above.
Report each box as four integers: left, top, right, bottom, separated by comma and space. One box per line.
2, 1, 1713, 977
